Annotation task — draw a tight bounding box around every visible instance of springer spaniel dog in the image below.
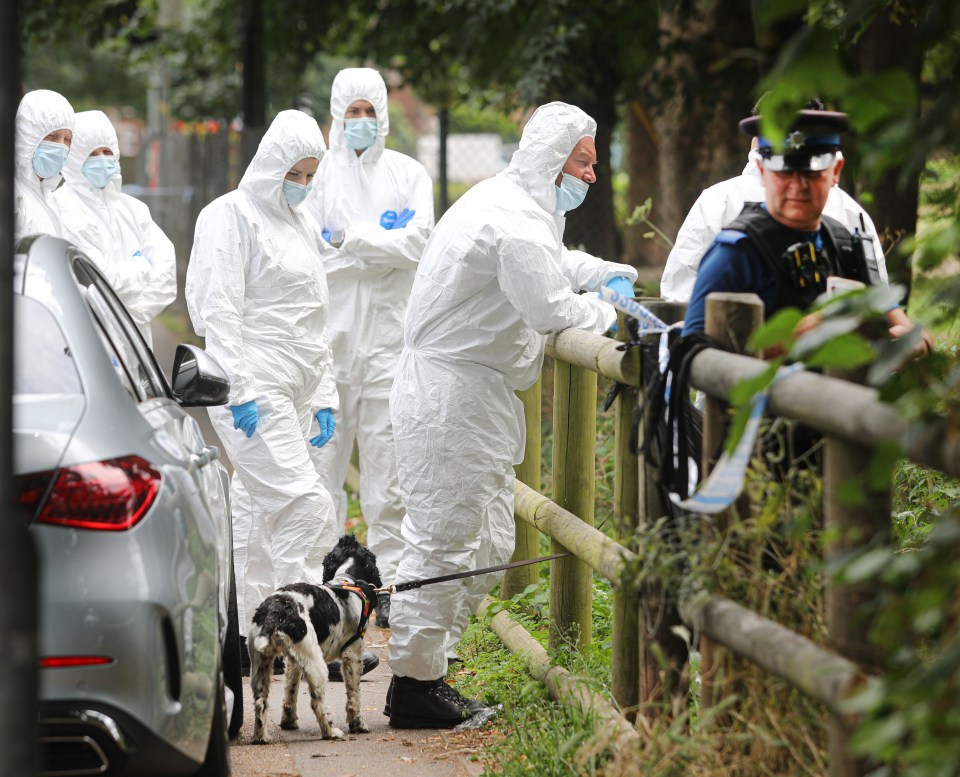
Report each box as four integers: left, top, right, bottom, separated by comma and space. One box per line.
249, 535, 381, 743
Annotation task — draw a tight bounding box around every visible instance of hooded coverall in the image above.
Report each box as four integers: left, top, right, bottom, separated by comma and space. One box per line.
55, 110, 176, 347
14, 89, 75, 242
185, 110, 339, 628
660, 152, 888, 302
388, 102, 638, 680
305, 68, 434, 585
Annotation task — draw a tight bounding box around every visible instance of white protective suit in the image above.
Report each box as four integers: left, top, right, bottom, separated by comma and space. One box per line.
14, 89, 75, 242
185, 110, 340, 629
55, 111, 176, 347
306, 68, 434, 584
660, 152, 888, 301
388, 102, 638, 681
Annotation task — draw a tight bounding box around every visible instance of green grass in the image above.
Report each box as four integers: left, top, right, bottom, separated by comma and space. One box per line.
451, 580, 618, 777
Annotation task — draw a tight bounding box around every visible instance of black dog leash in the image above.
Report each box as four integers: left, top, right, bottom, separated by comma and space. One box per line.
383, 551, 572, 594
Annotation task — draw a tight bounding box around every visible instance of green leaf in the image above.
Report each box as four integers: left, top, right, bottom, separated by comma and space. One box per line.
790, 315, 862, 360
725, 363, 778, 454
805, 333, 875, 369
838, 547, 892, 583
849, 714, 907, 757
747, 308, 804, 352
728, 363, 779, 406
868, 440, 903, 491
867, 327, 923, 386
723, 402, 753, 456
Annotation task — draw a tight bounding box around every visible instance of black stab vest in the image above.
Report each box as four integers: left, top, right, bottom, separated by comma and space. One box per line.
724, 203, 866, 314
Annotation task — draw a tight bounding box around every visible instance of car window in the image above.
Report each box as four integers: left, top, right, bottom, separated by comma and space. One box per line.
13, 296, 83, 396
70, 256, 168, 402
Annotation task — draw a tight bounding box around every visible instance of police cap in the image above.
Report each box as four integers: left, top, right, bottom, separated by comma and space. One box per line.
739, 109, 849, 172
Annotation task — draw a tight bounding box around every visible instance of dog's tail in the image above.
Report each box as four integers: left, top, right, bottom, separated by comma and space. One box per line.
250, 592, 308, 654
253, 634, 271, 653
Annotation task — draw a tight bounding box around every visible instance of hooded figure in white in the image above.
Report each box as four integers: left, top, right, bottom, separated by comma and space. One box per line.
306, 68, 434, 599
14, 89, 75, 242
660, 148, 888, 302
386, 101, 637, 725
185, 110, 339, 630
55, 110, 176, 347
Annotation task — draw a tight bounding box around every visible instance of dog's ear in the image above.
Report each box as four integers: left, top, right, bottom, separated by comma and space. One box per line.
322, 544, 345, 582
362, 547, 382, 588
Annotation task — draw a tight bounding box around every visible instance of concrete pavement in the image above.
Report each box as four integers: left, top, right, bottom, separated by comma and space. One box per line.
229, 625, 485, 777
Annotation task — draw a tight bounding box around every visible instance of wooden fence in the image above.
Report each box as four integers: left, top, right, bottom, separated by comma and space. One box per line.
489, 294, 960, 776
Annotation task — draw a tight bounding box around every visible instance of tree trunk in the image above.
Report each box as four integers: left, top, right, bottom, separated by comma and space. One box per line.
641, 0, 788, 265
854, 10, 924, 304
240, 0, 267, 168
624, 101, 665, 270
643, 0, 758, 251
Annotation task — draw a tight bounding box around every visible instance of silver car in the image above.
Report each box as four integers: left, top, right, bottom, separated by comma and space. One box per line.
13, 235, 242, 777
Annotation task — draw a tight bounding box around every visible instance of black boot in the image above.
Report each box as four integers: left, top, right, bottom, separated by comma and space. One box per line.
375, 591, 391, 628
327, 651, 380, 682
384, 674, 489, 717
388, 675, 488, 729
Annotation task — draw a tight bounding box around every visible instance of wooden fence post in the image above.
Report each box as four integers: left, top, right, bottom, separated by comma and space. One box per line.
550, 358, 597, 650
631, 300, 690, 724
503, 378, 543, 601
612, 310, 641, 720
824, 367, 891, 777
700, 292, 764, 714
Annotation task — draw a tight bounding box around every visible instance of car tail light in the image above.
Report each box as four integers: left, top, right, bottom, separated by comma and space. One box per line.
19, 456, 161, 531
39, 656, 114, 669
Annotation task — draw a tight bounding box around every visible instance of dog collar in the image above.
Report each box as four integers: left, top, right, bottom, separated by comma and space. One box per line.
327, 578, 374, 649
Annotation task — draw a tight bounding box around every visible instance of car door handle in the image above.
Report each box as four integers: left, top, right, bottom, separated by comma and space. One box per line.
191, 445, 220, 468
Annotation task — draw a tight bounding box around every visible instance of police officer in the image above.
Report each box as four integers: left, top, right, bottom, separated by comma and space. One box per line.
682, 107, 932, 355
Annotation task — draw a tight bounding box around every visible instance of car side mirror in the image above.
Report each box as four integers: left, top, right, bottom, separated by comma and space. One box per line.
171, 344, 230, 407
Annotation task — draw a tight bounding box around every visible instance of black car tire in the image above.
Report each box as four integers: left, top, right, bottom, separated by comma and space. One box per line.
197, 667, 231, 777
223, 562, 244, 739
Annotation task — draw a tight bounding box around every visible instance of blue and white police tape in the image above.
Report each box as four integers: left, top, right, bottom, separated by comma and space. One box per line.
598, 286, 685, 374
672, 362, 805, 515
599, 287, 683, 336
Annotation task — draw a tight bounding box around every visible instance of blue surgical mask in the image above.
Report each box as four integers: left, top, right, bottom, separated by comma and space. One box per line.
343, 118, 378, 151
555, 173, 590, 213
283, 179, 311, 207
82, 156, 120, 189
32, 140, 70, 179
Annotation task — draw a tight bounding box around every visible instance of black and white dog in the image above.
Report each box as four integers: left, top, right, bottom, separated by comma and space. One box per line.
249, 535, 382, 743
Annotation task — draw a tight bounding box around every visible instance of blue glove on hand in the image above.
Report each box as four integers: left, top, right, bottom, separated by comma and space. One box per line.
393, 207, 416, 229
321, 229, 332, 243
605, 275, 635, 299
380, 210, 397, 229
310, 408, 336, 449
230, 401, 259, 438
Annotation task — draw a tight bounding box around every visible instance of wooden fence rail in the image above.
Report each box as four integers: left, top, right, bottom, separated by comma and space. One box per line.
489, 295, 957, 776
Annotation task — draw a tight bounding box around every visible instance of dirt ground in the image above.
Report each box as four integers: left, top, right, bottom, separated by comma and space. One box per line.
229, 625, 495, 777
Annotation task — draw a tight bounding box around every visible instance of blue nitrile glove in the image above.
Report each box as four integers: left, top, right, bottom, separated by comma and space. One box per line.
230, 400, 259, 438
322, 229, 332, 243
605, 275, 636, 299
393, 207, 416, 229
310, 408, 336, 448
380, 210, 397, 229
